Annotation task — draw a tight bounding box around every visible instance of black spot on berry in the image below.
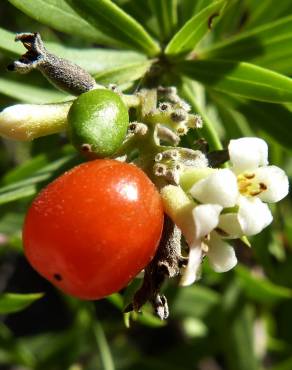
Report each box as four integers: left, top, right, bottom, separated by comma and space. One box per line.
53, 273, 62, 281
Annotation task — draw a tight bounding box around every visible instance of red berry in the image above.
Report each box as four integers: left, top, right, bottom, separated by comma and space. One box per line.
23, 159, 164, 300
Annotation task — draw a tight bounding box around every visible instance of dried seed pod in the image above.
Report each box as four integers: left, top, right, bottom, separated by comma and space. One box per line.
8, 33, 97, 96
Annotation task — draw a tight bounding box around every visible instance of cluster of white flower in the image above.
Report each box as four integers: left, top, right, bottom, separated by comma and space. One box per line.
161, 138, 289, 286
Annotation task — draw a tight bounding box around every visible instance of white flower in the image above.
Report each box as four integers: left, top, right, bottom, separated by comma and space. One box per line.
207, 232, 237, 273
180, 203, 223, 286
228, 137, 268, 174
182, 137, 289, 238
189, 168, 238, 207
218, 196, 273, 237
162, 137, 288, 287
160, 185, 237, 286
180, 209, 238, 286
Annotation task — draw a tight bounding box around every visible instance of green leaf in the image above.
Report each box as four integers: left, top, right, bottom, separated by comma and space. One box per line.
8, 0, 114, 45
236, 101, 292, 150
216, 103, 254, 139
244, 0, 292, 30
94, 60, 153, 86
0, 212, 24, 235
0, 293, 43, 314
179, 0, 207, 25
0, 153, 79, 205
0, 78, 69, 104
165, 0, 225, 57
133, 310, 166, 328
212, 92, 292, 149
48, 45, 147, 75
223, 304, 258, 370
236, 265, 292, 305
181, 80, 223, 151
68, 0, 160, 56
93, 320, 115, 370
0, 27, 23, 57
200, 15, 292, 74
0, 27, 147, 76
172, 285, 220, 318
148, 0, 178, 42
177, 60, 292, 103
271, 357, 292, 370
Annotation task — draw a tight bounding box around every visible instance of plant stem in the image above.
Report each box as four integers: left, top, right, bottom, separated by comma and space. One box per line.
181, 80, 223, 151
93, 319, 115, 370
122, 94, 141, 108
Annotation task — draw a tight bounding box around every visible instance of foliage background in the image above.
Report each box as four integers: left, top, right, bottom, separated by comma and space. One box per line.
0, 0, 292, 369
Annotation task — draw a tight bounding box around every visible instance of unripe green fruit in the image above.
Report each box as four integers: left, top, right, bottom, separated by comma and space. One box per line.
68, 89, 129, 157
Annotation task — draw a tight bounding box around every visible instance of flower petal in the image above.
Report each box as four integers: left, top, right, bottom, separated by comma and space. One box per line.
180, 241, 202, 286
189, 169, 238, 207
228, 137, 268, 174
192, 204, 222, 239
254, 165, 289, 203
237, 196, 273, 235
208, 233, 237, 272
217, 213, 244, 238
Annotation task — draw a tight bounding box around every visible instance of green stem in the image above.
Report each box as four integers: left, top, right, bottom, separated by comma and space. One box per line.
121, 94, 141, 109
181, 81, 223, 151
93, 319, 115, 370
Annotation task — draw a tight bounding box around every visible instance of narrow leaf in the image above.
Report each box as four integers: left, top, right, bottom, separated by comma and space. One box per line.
165, 0, 225, 57
93, 320, 115, 370
68, 0, 160, 56
8, 0, 114, 45
181, 80, 223, 151
200, 15, 292, 74
0, 78, 69, 104
235, 100, 292, 150
236, 265, 292, 305
224, 304, 258, 370
0, 154, 78, 205
49, 45, 147, 75
0, 293, 43, 314
94, 60, 153, 86
0, 27, 147, 76
148, 0, 178, 42
212, 92, 292, 149
0, 27, 23, 57
244, 0, 292, 30
177, 60, 292, 103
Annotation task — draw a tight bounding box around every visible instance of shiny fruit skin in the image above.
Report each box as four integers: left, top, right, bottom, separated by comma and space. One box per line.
23, 160, 164, 300
67, 89, 129, 158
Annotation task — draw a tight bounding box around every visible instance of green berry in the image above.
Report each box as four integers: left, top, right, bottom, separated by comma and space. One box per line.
68, 89, 129, 157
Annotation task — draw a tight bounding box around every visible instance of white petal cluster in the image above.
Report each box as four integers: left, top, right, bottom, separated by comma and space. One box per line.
162, 137, 289, 286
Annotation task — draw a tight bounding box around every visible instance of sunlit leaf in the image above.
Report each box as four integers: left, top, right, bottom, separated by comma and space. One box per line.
212, 92, 292, 149
94, 60, 153, 86
244, 0, 292, 30
177, 60, 292, 103
200, 15, 292, 74
0, 27, 23, 57
68, 0, 160, 56
165, 0, 226, 57
8, 0, 114, 45
181, 79, 223, 151
0, 293, 43, 314
0, 153, 79, 205
0, 78, 69, 104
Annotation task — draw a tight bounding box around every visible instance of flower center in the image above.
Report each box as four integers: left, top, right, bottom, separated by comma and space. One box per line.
237, 172, 267, 197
